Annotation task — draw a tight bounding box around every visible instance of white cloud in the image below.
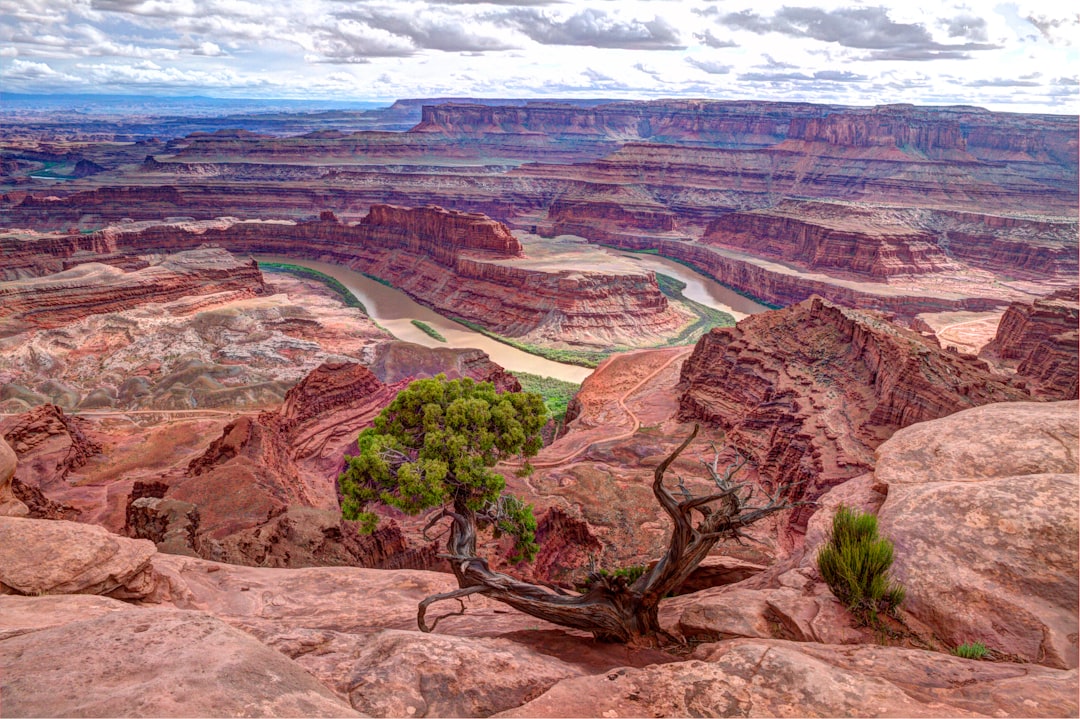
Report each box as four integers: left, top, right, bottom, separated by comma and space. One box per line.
0, 0, 1072, 113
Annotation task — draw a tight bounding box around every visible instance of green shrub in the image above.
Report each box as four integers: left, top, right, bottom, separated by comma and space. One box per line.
817, 505, 905, 626
952, 642, 988, 660
579, 564, 648, 592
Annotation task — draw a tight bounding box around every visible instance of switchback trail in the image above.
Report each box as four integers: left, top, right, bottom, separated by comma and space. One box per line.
510, 347, 694, 471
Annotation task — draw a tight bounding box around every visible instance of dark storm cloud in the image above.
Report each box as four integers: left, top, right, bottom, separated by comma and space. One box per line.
718, 6, 998, 60
499, 8, 684, 50
685, 57, 731, 74
333, 9, 515, 52
694, 29, 737, 48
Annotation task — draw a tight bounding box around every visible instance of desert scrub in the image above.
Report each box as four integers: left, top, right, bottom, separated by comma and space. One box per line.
411, 320, 447, 342
513, 372, 580, 423
952, 642, 989, 660
259, 262, 367, 314
578, 564, 648, 592
817, 505, 905, 626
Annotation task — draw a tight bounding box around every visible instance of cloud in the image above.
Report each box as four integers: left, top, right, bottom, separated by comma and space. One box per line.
634, 62, 662, 78
191, 40, 225, 56
430, 0, 563, 4
965, 77, 1041, 87
693, 29, 736, 48
737, 69, 868, 83
501, 8, 684, 50
717, 6, 999, 60
1026, 13, 1078, 45
685, 57, 731, 74
941, 14, 988, 42
310, 20, 415, 63
333, 9, 514, 53
3, 58, 81, 81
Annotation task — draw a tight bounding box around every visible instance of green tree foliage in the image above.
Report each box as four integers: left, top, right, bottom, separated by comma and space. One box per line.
339, 375, 547, 562
817, 505, 905, 626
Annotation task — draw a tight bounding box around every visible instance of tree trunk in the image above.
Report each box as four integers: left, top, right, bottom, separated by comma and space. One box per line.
417, 425, 796, 646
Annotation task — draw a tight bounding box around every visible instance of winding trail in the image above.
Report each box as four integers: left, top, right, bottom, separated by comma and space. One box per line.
512, 347, 694, 472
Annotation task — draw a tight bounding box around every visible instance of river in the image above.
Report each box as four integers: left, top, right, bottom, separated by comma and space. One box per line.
256, 252, 767, 383
613, 252, 770, 320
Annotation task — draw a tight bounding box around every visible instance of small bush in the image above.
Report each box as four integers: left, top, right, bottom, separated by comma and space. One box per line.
817, 505, 905, 626
579, 564, 648, 592
952, 642, 988, 660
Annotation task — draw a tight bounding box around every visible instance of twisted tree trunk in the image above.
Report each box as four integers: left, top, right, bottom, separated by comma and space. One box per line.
417, 424, 797, 646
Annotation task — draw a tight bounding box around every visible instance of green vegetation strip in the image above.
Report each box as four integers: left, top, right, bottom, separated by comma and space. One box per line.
450, 317, 607, 368
602, 244, 782, 310
513, 372, 581, 423
654, 272, 736, 345
258, 262, 367, 314
411, 319, 447, 342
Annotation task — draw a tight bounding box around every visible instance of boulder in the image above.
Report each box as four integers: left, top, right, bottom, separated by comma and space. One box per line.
0, 517, 158, 598
0, 604, 360, 717
874, 400, 1079, 669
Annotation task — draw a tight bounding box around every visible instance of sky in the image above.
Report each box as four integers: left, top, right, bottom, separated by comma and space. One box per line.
1, 0, 1077, 113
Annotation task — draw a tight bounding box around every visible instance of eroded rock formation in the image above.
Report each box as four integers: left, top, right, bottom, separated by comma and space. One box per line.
981, 287, 1079, 399
0, 247, 268, 336
677, 297, 1030, 526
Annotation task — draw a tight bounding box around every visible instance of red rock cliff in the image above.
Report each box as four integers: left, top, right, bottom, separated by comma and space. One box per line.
677, 297, 1029, 527
0, 247, 268, 336
981, 288, 1079, 399
703, 205, 959, 278
360, 203, 524, 262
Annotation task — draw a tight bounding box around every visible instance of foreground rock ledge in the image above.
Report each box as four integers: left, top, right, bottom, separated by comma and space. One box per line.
0, 598, 359, 718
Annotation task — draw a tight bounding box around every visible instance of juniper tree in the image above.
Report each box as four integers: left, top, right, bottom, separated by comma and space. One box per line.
341, 374, 797, 646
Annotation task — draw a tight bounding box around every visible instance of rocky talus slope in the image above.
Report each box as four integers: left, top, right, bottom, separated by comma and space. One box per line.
1, 400, 1077, 717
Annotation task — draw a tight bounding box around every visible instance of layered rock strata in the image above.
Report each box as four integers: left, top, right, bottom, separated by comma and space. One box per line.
0, 247, 268, 336
677, 297, 1030, 526
981, 287, 1079, 399
8, 206, 688, 349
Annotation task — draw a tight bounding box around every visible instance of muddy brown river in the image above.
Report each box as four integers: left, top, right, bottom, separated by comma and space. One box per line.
257, 252, 766, 383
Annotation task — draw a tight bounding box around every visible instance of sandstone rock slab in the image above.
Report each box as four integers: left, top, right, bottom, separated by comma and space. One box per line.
873, 400, 1078, 486
278, 628, 587, 718
0, 594, 128, 640
0, 604, 360, 717
0, 517, 157, 598
497, 639, 1078, 718
874, 401, 1079, 669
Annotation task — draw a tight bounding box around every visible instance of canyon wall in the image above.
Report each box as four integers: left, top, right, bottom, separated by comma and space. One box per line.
0, 247, 267, 336
981, 288, 1079, 400
677, 297, 1030, 528
41, 206, 685, 348
702, 206, 959, 278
